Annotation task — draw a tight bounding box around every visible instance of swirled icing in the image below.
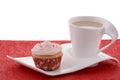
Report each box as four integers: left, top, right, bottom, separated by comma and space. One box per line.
31, 41, 62, 55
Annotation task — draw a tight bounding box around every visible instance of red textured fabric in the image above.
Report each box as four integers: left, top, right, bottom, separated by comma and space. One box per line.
0, 40, 120, 80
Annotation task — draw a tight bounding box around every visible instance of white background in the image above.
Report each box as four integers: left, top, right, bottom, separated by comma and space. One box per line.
0, 0, 120, 40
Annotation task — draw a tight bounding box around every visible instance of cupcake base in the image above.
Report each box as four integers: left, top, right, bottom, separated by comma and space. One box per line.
32, 51, 63, 71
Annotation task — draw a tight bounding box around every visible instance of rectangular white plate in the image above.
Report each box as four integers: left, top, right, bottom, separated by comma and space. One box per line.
7, 43, 119, 76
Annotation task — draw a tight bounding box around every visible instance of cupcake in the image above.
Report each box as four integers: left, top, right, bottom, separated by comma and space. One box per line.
31, 41, 63, 71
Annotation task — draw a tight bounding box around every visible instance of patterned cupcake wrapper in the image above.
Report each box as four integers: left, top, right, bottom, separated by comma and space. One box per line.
33, 56, 62, 71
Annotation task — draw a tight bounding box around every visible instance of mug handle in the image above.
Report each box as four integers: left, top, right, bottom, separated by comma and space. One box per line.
99, 22, 118, 51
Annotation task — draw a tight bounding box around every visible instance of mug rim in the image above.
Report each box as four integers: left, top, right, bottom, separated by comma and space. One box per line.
68, 16, 108, 29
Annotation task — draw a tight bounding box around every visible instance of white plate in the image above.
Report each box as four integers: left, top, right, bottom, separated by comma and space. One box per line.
7, 43, 119, 76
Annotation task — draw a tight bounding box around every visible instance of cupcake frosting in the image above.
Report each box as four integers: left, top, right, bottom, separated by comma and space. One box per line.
32, 41, 62, 55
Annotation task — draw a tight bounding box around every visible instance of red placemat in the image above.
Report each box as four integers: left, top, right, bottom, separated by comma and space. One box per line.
0, 40, 120, 80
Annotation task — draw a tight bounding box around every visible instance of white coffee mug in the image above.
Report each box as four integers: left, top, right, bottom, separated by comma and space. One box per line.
69, 16, 118, 58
